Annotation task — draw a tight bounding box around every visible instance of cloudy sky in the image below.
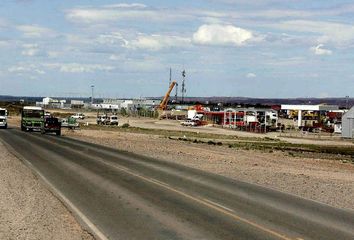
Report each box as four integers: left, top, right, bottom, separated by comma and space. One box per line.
1, 0, 354, 98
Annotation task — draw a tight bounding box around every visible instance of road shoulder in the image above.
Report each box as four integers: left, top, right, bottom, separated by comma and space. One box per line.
0, 140, 94, 240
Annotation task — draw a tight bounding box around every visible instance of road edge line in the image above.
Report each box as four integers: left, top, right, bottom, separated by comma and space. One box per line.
0, 138, 109, 240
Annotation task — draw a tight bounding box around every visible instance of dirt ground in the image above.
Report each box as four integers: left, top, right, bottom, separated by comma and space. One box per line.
64, 128, 354, 211
0, 141, 94, 240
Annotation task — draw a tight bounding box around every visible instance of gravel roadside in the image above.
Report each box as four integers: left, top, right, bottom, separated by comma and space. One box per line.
0, 141, 94, 240
65, 129, 354, 211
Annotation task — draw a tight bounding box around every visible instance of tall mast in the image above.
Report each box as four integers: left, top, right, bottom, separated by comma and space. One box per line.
181, 70, 186, 104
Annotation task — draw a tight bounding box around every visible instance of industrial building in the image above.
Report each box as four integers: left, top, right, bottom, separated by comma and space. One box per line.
341, 107, 354, 138
102, 98, 159, 111
36, 97, 67, 109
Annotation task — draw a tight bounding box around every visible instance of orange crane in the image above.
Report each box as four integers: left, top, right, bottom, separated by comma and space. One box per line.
159, 81, 177, 110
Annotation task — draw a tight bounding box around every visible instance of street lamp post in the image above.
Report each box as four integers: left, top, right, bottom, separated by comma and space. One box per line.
91, 85, 95, 105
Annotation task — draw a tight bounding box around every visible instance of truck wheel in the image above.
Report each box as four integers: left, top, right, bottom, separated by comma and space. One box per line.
21, 126, 25, 131
4, 124, 7, 129
56, 130, 61, 136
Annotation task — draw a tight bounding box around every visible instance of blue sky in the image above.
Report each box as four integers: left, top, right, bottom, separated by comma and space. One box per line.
1, 0, 354, 98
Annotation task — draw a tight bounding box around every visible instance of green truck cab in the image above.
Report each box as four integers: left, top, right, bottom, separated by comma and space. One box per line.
21, 106, 44, 131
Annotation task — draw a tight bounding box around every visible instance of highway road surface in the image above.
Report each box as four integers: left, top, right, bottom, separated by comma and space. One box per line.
0, 128, 353, 240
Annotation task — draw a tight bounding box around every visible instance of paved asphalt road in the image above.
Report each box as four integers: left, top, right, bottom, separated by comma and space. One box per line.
0, 128, 353, 240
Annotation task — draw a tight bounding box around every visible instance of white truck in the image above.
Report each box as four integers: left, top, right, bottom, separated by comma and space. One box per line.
0, 108, 8, 129
71, 113, 85, 120
97, 114, 119, 125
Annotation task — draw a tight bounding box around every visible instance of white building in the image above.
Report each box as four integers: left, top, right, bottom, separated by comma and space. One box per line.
342, 107, 354, 138
102, 98, 160, 111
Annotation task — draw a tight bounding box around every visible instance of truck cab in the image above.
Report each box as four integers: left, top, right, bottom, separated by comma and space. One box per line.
21, 106, 44, 131
108, 115, 119, 125
0, 108, 8, 129
42, 117, 61, 136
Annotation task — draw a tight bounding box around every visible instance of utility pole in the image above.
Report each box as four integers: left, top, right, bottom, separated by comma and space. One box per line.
346, 95, 349, 109
91, 85, 94, 105
181, 70, 186, 104
175, 82, 178, 102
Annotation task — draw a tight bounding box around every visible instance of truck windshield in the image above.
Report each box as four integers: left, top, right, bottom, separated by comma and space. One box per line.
0, 110, 5, 116
23, 110, 43, 118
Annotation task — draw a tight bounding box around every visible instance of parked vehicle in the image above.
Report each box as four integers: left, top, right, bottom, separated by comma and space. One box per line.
71, 113, 85, 120
108, 115, 119, 125
181, 119, 200, 127
41, 117, 61, 136
97, 114, 119, 125
61, 117, 79, 129
96, 115, 107, 125
21, 106, 44, 131
0, 108, 8, 129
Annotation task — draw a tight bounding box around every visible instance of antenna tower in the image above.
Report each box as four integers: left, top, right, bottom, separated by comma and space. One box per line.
181, 70, 186, 103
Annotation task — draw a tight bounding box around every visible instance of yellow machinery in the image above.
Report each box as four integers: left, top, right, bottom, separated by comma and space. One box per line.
157, 81, 177, 119
159, 81, 177, 111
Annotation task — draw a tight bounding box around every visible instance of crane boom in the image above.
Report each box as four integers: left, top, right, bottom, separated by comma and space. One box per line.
159, 81, 177, 110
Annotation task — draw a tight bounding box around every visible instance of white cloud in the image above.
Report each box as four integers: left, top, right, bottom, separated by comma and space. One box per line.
8, 64, 45, 75
66, 8, 162, 23
17, 25, 57, 38
310, 44, 332, 55
47, 51, 61, 58
109, 54, 124, 61
0, 18, 10, 29
22, 48, 39, 56
0, 40, 10, 48
96, 32, 127, 45
103, 3, 147, 9
246, 73, 256, 78
21, 43, 39, 56
271, 20, 354, 46
44, 63, 115, 73
66, 5, 193, 23
193, 24, 255, 46
124, 34, 191, 51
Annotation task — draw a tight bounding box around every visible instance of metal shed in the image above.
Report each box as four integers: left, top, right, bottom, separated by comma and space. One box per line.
341, 107, 354, 138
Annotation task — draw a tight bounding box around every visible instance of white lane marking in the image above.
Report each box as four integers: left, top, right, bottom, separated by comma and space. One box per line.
202, 198, 235, 213
151, 179, 171, 187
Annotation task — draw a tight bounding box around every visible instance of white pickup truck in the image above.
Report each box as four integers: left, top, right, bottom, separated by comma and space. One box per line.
71, 113, 85, 120
0, 108, 8, 129
97, 115, 119, 125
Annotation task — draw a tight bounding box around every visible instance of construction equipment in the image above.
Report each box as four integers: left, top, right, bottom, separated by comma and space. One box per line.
159, 81, 177, 111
